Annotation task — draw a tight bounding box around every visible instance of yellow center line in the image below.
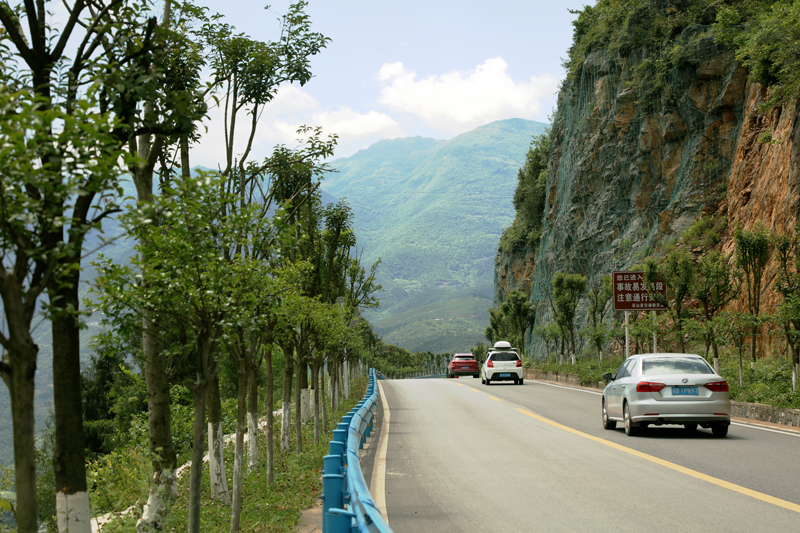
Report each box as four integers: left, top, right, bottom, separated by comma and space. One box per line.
470, 388, 480, 392
488, 396, 502, 402
456, 383, 466, 387
516, 408, 800, 514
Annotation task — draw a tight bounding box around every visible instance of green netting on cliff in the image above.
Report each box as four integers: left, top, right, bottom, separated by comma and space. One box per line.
526, 34, 745, 360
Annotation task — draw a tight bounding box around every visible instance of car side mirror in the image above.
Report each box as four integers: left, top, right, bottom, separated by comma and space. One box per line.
602, 372, 614, 382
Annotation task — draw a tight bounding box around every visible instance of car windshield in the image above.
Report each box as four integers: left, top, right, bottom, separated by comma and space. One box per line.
489, 352, 518, 362
641, 357, 714, 375
454, 356, 473, 360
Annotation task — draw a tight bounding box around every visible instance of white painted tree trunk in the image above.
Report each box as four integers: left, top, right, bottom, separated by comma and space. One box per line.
714, 357, 720, 375
208, 421, 231, 504
57, 491, 91, 533
342, 361, 349, 399
793, 363, 798, 393
280, 401, 291, 452
247, 412, 259, 472
136, 469, 177, 532
300, 388, 310, 424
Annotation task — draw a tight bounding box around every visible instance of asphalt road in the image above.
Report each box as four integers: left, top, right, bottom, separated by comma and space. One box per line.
376, 377, 800, 532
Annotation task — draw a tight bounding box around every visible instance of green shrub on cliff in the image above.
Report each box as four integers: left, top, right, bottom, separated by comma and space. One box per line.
716, 0, 800, 107
500, 133, 550, 253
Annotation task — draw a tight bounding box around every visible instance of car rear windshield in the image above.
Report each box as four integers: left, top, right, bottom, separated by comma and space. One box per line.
641, 357, 714, 375
489, 352, 519, 362
454, 356, 474, 360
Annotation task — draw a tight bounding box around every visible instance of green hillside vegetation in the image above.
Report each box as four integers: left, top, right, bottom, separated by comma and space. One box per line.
373, 296, 492, 353
323, 119, 548, 351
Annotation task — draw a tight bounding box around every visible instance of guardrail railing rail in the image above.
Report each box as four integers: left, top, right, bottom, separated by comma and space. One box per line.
322, 368, 393, 532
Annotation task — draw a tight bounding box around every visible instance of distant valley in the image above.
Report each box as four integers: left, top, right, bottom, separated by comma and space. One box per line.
321, 118, 548, 353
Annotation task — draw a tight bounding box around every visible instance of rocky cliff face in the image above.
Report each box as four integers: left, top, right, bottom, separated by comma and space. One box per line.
495, 22, 800, 356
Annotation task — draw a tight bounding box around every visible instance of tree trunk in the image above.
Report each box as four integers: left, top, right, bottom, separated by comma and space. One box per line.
264, 344, 275, 485
712, 338, 720, 375
330, 359, 338, 412
321, 361, 327, 434
738, 345, 744, 387
300, 356, 310, 425
569, 329, 576, 365
311, 360, 320, 444
281, 343, 293, 452
50, 281, 91, 533
750, 324, 758, 365
247, 361, 260, 472
188, 383, 209, 533
230, 357, 249, 533
137, 308, 177, 533
295, 355, 303, 453
1, 339, 38, 533
208, 375, 230, 504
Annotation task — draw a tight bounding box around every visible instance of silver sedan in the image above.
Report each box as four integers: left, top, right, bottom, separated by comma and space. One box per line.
601, 353, 731, 437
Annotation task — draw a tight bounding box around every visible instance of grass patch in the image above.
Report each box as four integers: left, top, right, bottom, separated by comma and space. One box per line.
101, 376, 367, 532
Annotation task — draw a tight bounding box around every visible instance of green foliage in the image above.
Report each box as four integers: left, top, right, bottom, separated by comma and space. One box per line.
715, 0, 800, 107
87, 447, 151, 515
500, 290, 536, 358
682, 215, 728, 249
553, 272, 588, 360
501, 133, 551, 254
565, 1, 720, 110
735, 222, 773, 318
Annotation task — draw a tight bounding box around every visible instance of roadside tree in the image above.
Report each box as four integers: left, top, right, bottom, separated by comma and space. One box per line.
585, 274, 613, 362
734, 222, 772, 366
774, 232, 800, 391
645, 249, 694, 353
692, 251, 739, 372
552, 272, 587, 364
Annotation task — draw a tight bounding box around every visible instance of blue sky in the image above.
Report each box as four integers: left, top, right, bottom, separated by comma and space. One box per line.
193, 0, 591, 166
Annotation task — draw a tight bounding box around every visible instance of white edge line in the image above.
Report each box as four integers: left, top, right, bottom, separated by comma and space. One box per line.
371, 380, 390, 523
534, 380, 800, 437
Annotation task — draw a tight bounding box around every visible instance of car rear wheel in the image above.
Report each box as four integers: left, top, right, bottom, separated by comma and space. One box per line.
684, 423, 698, 432
602, 398, 616, 430
623, 402, 639, 436
518, 377, 524, 385
486, 375, 492, 386
712, 424, 729, 438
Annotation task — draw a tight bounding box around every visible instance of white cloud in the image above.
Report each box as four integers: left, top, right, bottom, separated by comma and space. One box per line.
376, 57, 558, 134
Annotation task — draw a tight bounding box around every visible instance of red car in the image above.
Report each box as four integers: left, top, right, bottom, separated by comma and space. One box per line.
448, 353, 480, 378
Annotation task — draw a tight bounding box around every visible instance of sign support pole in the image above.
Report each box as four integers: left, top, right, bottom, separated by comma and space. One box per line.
625, 311, 630, 359
652, 310, 657, 353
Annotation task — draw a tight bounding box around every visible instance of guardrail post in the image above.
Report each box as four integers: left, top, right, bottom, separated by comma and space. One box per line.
322, 474, 344, 531
324, 454, 342, 476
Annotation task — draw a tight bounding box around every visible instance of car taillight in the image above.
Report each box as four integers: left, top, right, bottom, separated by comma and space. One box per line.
516, 359, 522, 367
636, 381, 666, 392
704, 381, 729, 392
487, 360, 493, 367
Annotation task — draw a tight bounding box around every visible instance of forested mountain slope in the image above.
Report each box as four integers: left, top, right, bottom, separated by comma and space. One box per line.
322, 118, 548, 351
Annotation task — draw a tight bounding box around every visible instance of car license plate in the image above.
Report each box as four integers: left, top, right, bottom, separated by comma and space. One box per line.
672, 386, 698, 395
461, 366, 469, 369
500, 373, 511, 377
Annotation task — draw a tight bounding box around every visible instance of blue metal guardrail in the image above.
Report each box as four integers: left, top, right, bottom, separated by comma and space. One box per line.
322, 368, 393, 532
